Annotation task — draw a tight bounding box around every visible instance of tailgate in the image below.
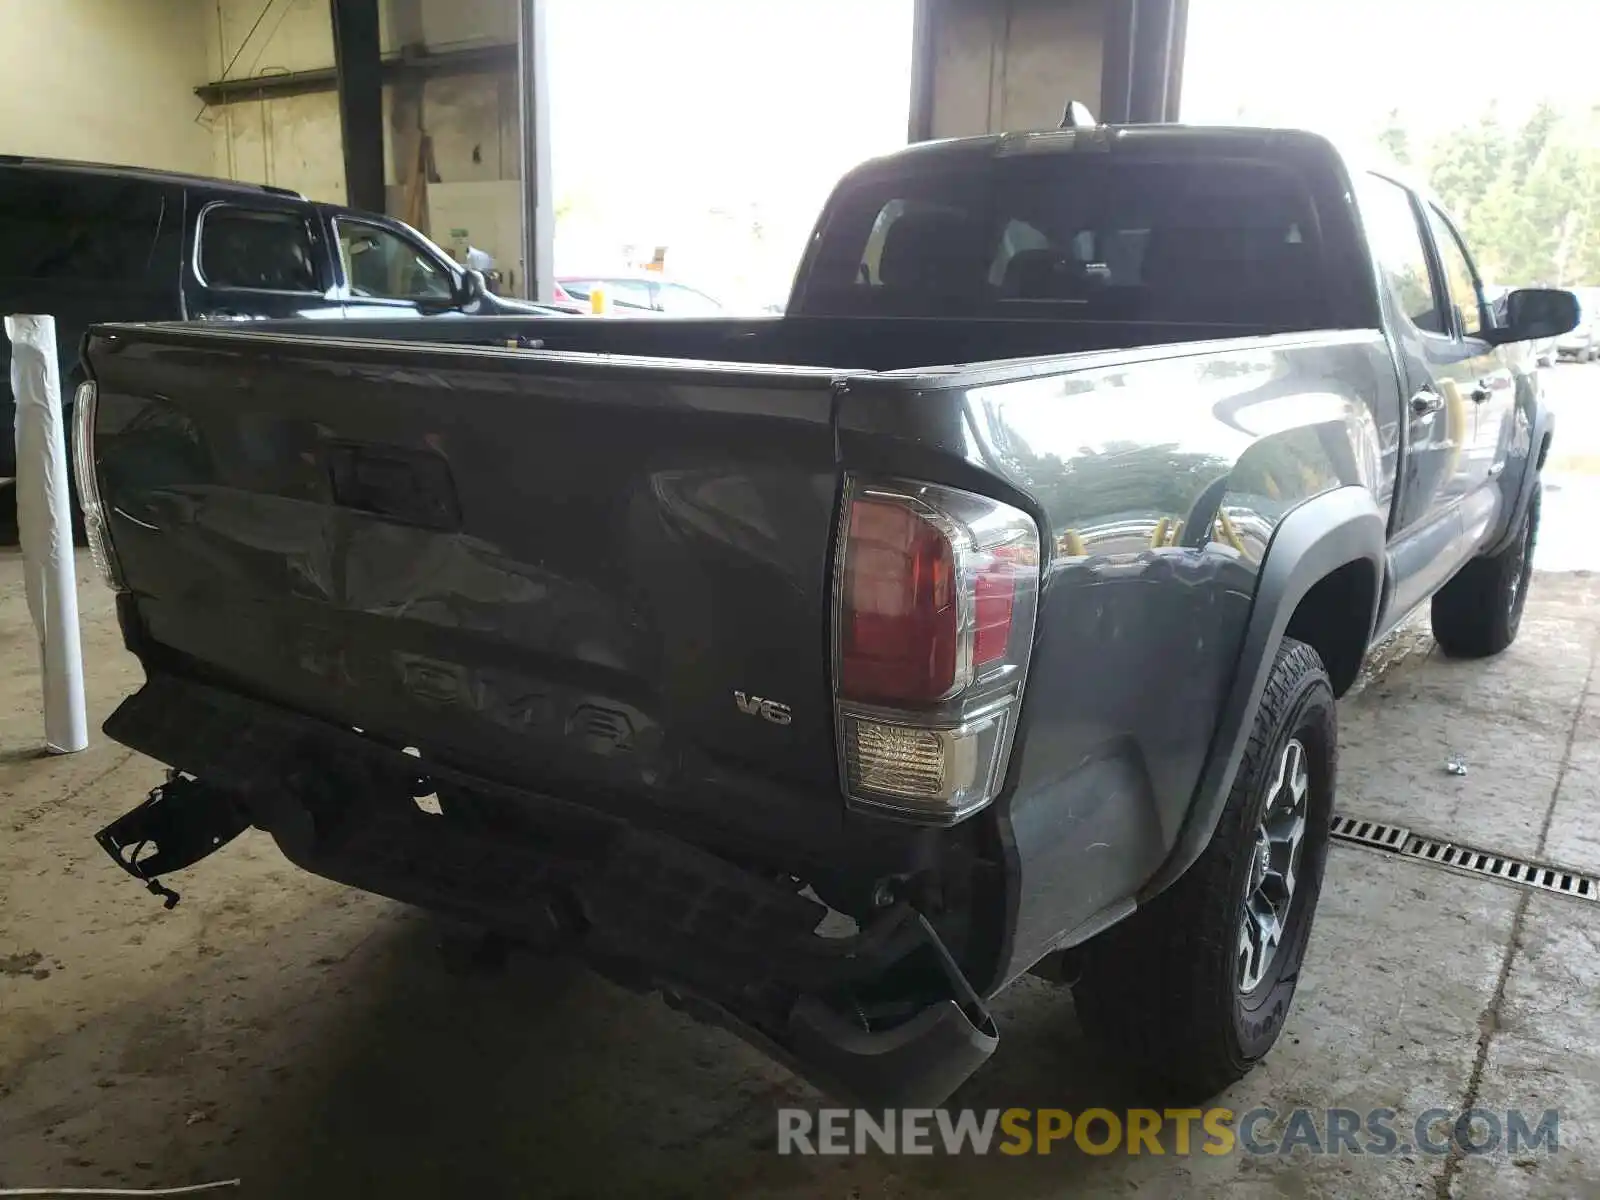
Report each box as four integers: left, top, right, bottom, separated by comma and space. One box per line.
85, 327, 844, 812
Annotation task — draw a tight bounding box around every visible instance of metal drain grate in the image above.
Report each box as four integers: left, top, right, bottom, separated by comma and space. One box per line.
1403, 835, 1599, 901
1330, 815, 1410, 851
1330, 811, 1600, 903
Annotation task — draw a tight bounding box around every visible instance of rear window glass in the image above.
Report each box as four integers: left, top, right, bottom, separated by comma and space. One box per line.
0, 168, 168, 283
200, 208, 319, 292
797, 157, 1326, 327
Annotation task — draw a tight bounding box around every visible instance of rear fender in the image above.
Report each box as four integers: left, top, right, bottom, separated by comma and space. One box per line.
1139, 485, 1386, 900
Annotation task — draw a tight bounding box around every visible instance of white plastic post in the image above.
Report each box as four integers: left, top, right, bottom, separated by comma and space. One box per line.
6, 314, 88, 754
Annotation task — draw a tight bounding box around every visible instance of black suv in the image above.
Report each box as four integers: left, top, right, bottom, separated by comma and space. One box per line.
1, 155, 559, 524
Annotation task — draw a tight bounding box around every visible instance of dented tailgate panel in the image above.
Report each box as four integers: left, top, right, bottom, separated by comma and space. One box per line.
88, 330, 845, 813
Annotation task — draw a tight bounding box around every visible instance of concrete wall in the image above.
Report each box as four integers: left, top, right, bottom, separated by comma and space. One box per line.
923, 0, 1105, 137
204, 0, 519, 210
0, 0, 210, 173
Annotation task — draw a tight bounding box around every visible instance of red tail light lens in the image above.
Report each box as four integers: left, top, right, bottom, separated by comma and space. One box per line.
840, 497, 959, 704
972, 553, 1020, 669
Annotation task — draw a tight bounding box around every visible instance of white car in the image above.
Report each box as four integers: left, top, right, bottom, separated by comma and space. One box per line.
1557, 288, 1600, 362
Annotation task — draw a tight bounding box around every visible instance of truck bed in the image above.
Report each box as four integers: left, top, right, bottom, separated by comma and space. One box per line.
85, 315, 1314, 803
236, 312, 1308, 371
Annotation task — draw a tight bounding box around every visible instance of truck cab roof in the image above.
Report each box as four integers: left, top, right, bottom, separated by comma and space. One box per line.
0, 154, 306, 200
844, 123, 1347, 179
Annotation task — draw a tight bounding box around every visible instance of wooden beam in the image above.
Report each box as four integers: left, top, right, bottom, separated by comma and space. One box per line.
194, 43, 518, 106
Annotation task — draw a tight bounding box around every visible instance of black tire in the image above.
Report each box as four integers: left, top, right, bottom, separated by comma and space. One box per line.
1072, 638, 1336, 1101
0, 484, 16, 547
1430, 481, 1539, 659
66, 455, 88, 545
63, 392, 88, 545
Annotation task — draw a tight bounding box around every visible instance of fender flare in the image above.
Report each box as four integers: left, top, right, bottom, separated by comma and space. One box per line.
1485, 404, 1554, 557
1138, 485, 1387, 902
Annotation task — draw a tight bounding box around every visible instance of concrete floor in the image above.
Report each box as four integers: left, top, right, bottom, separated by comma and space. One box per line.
3, 367, 1600, 1197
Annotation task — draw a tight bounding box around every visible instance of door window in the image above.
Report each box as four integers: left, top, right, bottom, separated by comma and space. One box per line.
1357, 175, 1445, 335
199, 208, 320, 292
336, 221, 454, 302
1426, 206, 1485, 339
0, 168, 171, 283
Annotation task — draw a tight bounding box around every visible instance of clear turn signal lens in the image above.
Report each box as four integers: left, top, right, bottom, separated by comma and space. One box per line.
72, 381, 125, 592
842, 706, 1012, 821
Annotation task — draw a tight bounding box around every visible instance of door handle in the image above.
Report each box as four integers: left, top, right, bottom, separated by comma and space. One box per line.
1410, 389, 1445, 417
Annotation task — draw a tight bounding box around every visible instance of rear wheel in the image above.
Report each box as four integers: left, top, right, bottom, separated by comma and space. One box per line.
1072, 639, 1336, 1100
1430, 481, 1539, 658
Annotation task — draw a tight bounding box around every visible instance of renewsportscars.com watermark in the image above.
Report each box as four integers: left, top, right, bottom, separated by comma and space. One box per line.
777, 1107, 1561, 1157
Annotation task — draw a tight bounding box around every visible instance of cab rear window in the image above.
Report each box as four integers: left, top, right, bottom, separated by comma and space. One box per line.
796, 156, 1326, 327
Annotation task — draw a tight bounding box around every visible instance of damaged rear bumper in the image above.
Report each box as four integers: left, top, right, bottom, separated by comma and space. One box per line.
96, 673, 998, 1106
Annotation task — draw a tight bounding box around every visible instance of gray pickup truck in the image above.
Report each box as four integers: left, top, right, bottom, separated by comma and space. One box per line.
79, 124, 1576, 1107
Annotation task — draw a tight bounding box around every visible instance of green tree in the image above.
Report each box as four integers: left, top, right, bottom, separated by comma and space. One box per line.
1427, 107, 1507, 229
1376, 109, 1412, 167
1396, 103, 1600, 288
1508, 101, 1562, 188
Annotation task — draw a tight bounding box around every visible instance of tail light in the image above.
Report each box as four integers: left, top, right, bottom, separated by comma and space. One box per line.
71, 381, 124, 591
551, 280, 574, 303
833, 477, 1040, 823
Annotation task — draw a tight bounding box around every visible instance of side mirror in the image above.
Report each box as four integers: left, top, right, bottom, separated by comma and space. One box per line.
1487, 287, 1579, 345
456, 267, 488, 307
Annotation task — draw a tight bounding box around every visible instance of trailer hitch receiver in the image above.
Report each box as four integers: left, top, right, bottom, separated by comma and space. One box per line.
95, 774, 251, 908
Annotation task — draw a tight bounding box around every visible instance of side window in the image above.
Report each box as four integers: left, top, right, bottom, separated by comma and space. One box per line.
1357, 175, 1445, 335
336, 221, 454, 301
1426, 206, 1485, 339
858, 199, 906, 285
656, 283, 722, 315
0, 169, 169, 283
559, 279, 652, 311
856, 198, 978, 289
605, 279, 654, 310
987, 219, 1051, 286
200, 208, 319, 292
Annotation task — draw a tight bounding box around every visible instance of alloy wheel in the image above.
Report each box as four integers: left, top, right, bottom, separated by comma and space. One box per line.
1238, 737, 1310, 994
